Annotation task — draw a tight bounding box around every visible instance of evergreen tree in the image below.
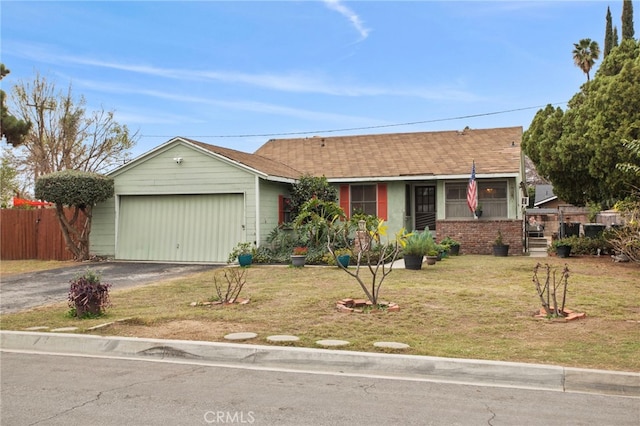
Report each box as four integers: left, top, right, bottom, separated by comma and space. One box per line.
622, 0, 635, 40
605, 6, 614, 57
0, 64, 31, 147
614, 26, 620, 46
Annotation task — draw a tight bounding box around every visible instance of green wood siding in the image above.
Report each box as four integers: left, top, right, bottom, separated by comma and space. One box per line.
90, 197, 116, 257
257, 180, 290, 245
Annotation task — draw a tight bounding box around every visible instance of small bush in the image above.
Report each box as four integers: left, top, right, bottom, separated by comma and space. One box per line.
68, 269, 111, 318
549, 235, 612, 255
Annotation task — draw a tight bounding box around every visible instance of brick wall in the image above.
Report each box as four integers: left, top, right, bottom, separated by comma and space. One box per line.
436, 219, 523, 255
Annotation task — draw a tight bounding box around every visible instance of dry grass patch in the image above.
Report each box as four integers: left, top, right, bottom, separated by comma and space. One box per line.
1, 256, 638, 372
1, 260, 73, 276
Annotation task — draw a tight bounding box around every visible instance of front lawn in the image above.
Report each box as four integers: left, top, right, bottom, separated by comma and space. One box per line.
1, 255, 638, 372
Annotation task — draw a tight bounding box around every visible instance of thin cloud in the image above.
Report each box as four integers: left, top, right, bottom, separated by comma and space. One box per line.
322, 0, 370, 41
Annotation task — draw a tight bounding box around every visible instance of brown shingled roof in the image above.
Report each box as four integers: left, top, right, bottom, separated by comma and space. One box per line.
184, 138, 301, 179
254, 127, 523, 180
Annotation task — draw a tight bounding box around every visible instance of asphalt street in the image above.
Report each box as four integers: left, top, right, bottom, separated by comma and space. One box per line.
2, 351, 639, 426
0, 261, 219, 314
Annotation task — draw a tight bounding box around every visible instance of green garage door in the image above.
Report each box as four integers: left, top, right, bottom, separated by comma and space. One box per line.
117, 194, 244, 262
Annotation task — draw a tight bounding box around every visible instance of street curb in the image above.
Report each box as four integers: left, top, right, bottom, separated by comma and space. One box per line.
1, 331, 638, 396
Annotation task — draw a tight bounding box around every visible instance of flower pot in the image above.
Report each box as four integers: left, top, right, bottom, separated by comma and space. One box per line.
290, 255, 306, 267
556, 245, 572, 258
238, 253, 253, 267
403, 254, 423, 270
448, 244, 460, 256
425, 255, 438, 265
337, 254, 350, 268
492, 244, 510, 257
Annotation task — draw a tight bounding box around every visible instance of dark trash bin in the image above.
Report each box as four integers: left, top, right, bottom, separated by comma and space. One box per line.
559, 222, 580, 238
583, 224, 606, 238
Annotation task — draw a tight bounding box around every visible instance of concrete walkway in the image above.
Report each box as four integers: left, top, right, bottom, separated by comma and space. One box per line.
1, 330, 638, 397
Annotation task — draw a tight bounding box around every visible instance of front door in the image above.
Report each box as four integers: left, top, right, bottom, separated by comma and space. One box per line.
414, 185, 436, 231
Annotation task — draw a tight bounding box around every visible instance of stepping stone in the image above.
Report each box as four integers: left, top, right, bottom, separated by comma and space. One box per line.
267, 335, 300, 343
50, 327, 78, 332
24, 326, 49, 331
373, 341, 410, 349
315, 339, 350, 347
224, 332, 257, 341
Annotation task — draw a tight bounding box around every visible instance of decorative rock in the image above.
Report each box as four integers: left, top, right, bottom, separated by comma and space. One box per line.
224, 332, 257, 341
50, 327, 78, 332
373, 341, 410, 349
24, 326, 49, 331
267, 335, 300, 343
316, 339, 350, 347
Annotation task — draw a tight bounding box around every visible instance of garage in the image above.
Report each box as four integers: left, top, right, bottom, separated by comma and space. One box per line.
116, 194, 244, 262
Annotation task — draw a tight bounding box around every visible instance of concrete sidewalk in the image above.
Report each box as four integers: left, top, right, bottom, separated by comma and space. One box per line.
1, 330, 638, 397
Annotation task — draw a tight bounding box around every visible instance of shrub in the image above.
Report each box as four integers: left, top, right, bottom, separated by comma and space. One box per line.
68, 269, 111, 318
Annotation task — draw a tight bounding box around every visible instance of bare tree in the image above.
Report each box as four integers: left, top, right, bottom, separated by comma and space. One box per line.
9, 73, 137, 191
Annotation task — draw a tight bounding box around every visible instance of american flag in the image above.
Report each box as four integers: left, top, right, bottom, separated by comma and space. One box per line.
467, 161, 478, 214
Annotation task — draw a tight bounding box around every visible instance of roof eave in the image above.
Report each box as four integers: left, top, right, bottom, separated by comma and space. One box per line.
326, 172, 520, 183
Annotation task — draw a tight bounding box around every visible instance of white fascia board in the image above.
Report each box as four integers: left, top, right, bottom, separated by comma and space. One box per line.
263, 176, 297, 184
326, 173, 519, 183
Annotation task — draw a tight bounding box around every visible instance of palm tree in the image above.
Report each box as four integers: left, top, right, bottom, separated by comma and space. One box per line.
572, 38, 600, 81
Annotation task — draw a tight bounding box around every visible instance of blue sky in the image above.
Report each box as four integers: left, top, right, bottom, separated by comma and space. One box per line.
1, 1, 623, 157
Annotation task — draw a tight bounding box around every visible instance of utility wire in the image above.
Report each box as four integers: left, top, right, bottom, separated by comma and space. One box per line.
141, 102, 567, 139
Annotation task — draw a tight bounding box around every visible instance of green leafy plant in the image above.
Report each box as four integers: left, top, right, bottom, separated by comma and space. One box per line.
440, 236, 460, 248
494, 230, 505, 246
35, 170, 114, 261
67, 269, 111, 318
227, 242, 255, 264
400, 227, 436, 257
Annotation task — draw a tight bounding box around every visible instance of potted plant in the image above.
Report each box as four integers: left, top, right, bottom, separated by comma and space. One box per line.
335, 248, 351, 268
552, 238, 572, 258
227, 242, 255, 267
492, 230, 510, 257
291, 246, 308, 267
68, 269, 111, 318
475, 204, 483, 218
441, 236, 460, 256
400, 228, 435, 270
425, 248, 439, 265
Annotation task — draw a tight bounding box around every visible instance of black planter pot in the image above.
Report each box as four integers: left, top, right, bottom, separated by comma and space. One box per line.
449, 244, 460, 256
556, 245, 572, 258
492, 244, 510, 257
403, 254, 423, 270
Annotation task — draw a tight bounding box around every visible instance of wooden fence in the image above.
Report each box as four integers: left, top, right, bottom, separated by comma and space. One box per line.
1, 208, 82, 260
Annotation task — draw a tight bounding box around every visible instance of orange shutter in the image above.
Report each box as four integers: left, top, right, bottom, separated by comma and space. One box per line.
377, 184, 388, 220
340, 185, 350, 218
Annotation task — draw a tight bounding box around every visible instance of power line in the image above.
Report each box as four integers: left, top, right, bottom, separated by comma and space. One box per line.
140, 102, 567, 139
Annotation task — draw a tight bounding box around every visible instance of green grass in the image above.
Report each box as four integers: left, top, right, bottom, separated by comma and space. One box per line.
1, 256, 639, 372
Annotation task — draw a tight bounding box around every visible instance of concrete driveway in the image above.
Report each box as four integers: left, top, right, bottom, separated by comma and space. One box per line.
0, 262, 220, 314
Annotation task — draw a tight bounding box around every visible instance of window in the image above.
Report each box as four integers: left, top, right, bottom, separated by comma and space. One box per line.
278, 196, 292, 224
350, 184, 377, 216
477, 181, 507, 217
445, 181, 508, 218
